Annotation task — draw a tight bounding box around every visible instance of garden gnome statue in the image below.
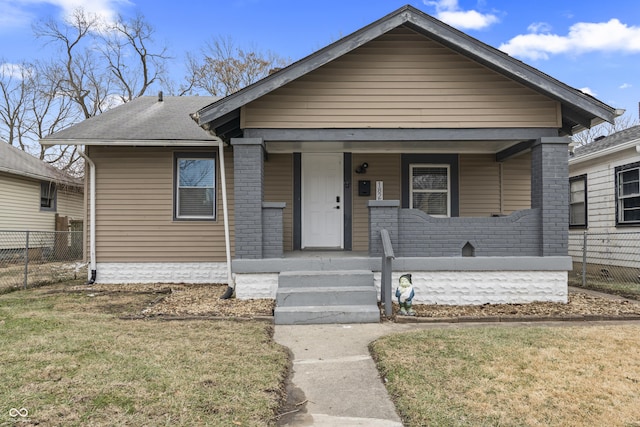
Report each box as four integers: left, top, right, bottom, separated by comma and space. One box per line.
396, 274, 415, 316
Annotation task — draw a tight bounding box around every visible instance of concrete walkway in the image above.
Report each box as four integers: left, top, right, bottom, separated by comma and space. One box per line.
274, 288, 640, 426
274, 323, 406, 426
275, 318, 640, 426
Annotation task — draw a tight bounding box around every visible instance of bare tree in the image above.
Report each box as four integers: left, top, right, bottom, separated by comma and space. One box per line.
180, 36, 289, 96
0, 61, 30, 150
0, 8, 171, 174
33, 9, 108, 120
26, 61, 82, 173
572, 112, 640, 146
100, 13, 170, 103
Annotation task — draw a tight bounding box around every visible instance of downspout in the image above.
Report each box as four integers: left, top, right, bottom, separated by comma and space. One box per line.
78, 149, 97, 284
215, 137, 235, 298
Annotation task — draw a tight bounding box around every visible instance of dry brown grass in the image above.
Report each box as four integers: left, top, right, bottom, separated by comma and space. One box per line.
0, 284, 289, 427
371, 325, 640, 427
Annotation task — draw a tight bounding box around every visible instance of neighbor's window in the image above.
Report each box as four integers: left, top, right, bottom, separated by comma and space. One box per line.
409, 164, 450, 217
175, 153, 216, 220
40, 181, 57, 211
569, 175, 587, 228
616, 162, 640, 225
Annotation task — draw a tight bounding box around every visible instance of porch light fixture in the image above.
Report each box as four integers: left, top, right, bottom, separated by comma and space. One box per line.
355, 162, 368, 174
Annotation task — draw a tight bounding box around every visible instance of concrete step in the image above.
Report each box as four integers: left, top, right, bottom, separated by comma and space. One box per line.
274, 305, 381, 325
276, 286, 377, 307
278, 270, 373, 288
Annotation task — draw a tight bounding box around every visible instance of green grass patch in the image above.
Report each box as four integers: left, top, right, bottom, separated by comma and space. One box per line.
371, 326, 640, 427
0, 285, 289, 426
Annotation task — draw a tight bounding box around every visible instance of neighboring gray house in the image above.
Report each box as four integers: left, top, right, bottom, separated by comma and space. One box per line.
0, 142, 84, 234
44, 5, 618, 323
569, 126, 640, 269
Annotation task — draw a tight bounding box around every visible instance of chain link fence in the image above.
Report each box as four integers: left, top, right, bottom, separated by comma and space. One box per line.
0, 230, 86, 293
569, 231, 640, 299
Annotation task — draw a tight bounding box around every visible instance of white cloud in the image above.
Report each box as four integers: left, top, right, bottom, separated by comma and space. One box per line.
580, 87, 596, 96
619, 83, 632, 89
0, 1, 32, 29
0, 62, 31, 79
423, 0, 499, 30
500, 19, 640, 60
0, 0, 130, 29
527, 22, 552, 34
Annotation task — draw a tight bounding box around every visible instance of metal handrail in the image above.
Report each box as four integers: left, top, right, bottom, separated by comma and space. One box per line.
380, 229, 395, 317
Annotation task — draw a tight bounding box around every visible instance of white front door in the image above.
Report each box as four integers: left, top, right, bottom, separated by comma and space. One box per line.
302, 153, 343, 249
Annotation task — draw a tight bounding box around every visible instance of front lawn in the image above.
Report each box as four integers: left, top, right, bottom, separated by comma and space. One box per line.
0, 285, 289, 426
371, 325, 640, 427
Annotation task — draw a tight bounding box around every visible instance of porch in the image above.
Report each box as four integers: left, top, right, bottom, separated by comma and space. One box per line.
230, 136, 572, 323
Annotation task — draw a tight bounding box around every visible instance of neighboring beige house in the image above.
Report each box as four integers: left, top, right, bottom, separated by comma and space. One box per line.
43, 6, 618, 323
569, 125, 640, 268
0, 142, 84, 233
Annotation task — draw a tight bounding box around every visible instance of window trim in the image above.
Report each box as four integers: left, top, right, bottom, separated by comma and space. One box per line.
40, 181, 57, 212
401, 154, 459, 216
569, 174, 587, 228
173, 152, 217, 221
409, 164, 451, 217
615, 161, 640, 227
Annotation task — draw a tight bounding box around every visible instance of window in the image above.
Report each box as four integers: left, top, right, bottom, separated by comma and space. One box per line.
174, 153, 216, 220
616, 162, 640, 225
409, 164, 450, 217
40, 181, 57, 211
569, 175, 587, 228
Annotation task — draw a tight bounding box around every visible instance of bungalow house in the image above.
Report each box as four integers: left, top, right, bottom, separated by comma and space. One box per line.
569, 126, 640, 272
43, 5, 617, 323
0, 142, 84, 234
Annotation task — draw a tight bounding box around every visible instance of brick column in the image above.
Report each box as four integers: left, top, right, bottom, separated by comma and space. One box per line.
368, 200, 400, 256
531, 137, 570, 256
231, 138, 264, 259
262, 202, 286, 258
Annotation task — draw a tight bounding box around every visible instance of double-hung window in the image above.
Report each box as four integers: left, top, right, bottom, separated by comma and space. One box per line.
40, 181, 57, 211
616, 162, 640, 225
569, 175, 587, 228
174, 153, 216, 220
409, 164, 450, 217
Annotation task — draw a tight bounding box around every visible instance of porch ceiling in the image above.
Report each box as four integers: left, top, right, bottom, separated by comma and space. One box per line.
265, 139, 521, 154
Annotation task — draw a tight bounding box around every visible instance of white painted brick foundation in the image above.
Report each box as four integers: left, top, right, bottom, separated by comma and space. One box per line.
373, 271, 568, 305
234, 273, 279, 299
94, 262, 229, 284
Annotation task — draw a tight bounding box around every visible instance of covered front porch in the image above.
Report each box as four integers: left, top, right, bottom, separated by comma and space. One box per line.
229, 135, 572, 313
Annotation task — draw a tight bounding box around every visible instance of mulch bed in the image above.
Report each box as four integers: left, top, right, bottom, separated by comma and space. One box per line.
67, 283, 640, 321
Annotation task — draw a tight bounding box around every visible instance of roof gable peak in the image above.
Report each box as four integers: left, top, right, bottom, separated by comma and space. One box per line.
196, 4, 617, 136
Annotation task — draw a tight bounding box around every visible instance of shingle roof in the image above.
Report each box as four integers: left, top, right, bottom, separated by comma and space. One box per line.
572, 125, 640, 158
42, 96, 219, 144
0, 142, 83, 187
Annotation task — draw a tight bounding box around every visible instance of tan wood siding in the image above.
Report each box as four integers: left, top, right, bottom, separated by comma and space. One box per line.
351, 153, 401, 251
0, 173, 54, 231
264, 153, 293, 251
88, 146, 234, 262
502, 153, 532, 213
459, 154, 501, 217
243, 27, 561, 129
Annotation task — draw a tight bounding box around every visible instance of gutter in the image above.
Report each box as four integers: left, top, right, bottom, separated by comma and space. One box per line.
570, 138, 640, 166
215, 137, 235, 297
77, 149, 97, 284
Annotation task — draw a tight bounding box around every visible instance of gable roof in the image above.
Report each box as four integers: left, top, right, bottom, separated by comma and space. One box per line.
570, 125, 640, 164
0, 142, 82, 187
42, 95, 219, 146
195, 5, 617, 139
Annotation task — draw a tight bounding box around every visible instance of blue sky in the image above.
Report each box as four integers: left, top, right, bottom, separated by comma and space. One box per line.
1, 0, 639, 120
